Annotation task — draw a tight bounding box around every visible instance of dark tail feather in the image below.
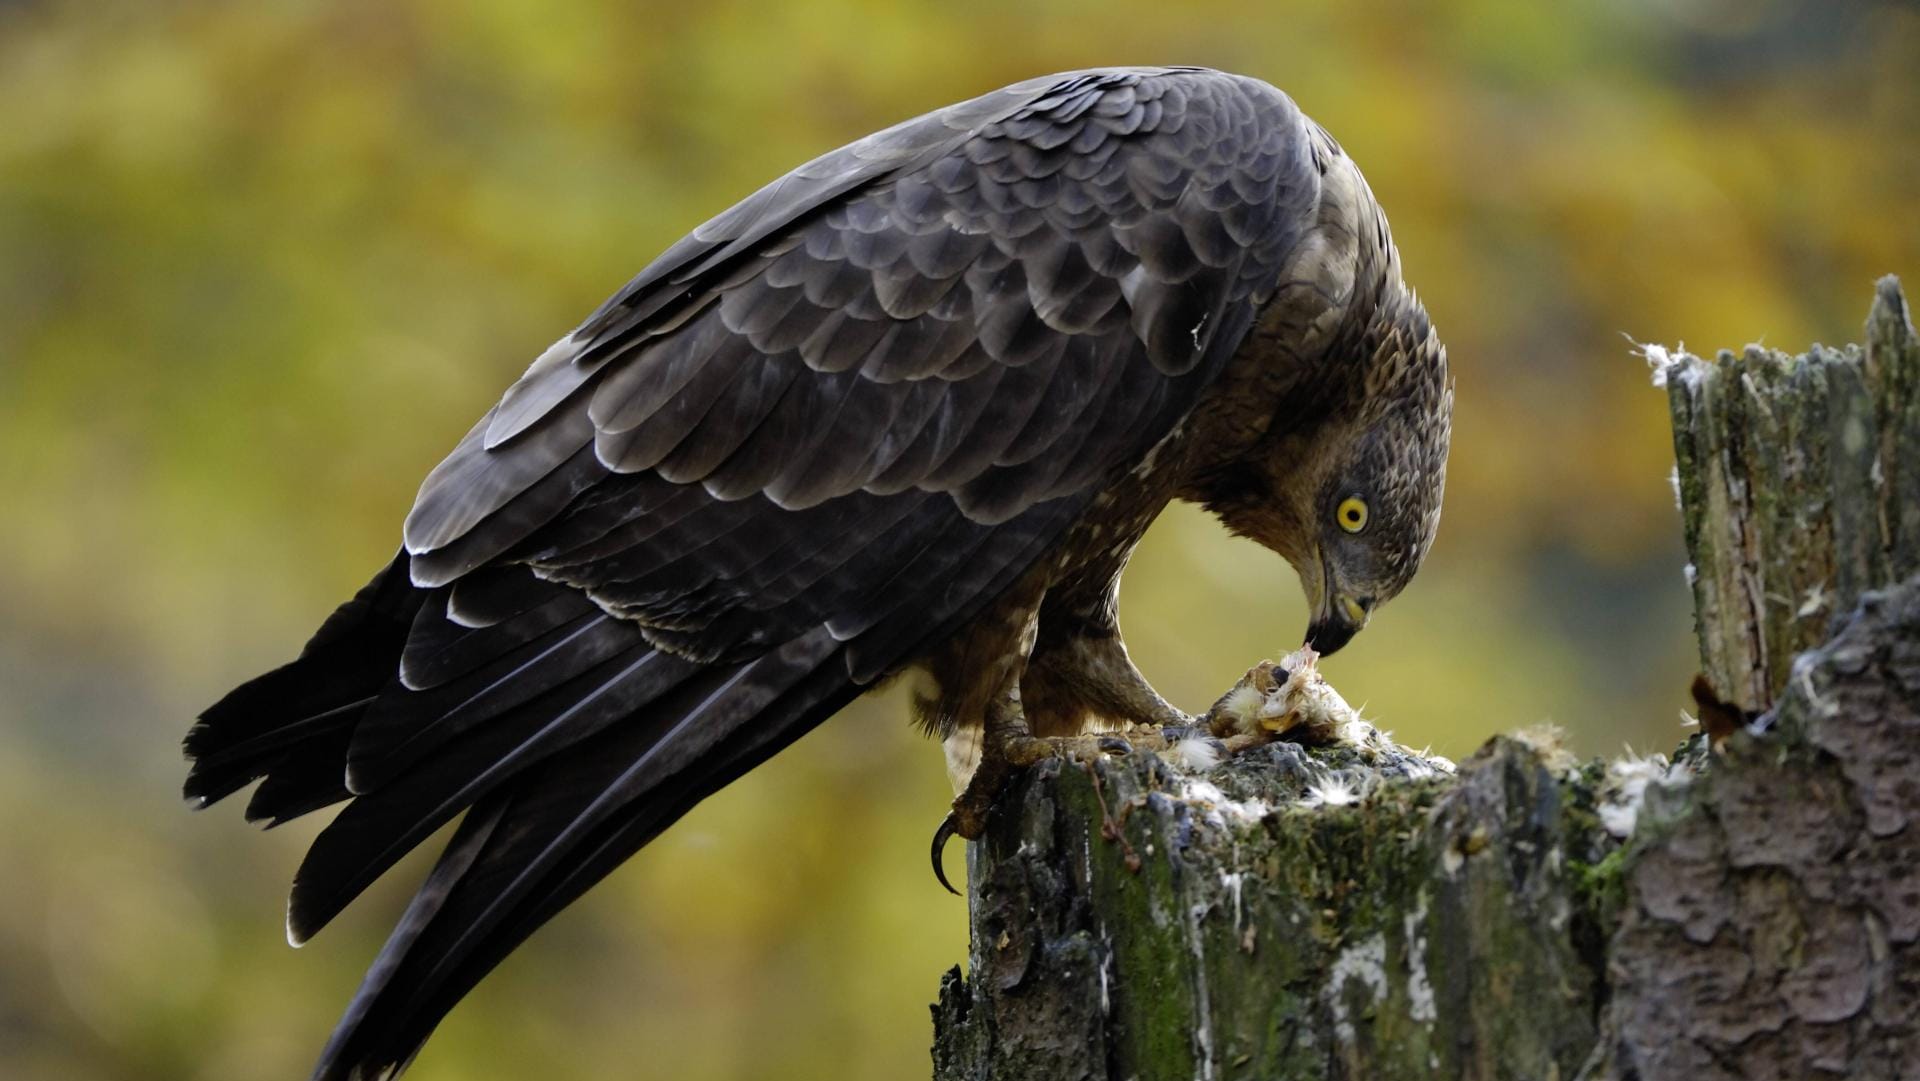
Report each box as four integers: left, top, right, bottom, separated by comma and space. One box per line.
184, 552, 421, 814
188, 557, 636, 826
287, 642, 702, 944
344, 609, 636, 793
308, 628, 856, 1081
246, 721, 361, 826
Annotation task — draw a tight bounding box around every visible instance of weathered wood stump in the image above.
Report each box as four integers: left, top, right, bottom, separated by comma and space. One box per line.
929, 279, 1920, 1080
1666, 275, 1920, 714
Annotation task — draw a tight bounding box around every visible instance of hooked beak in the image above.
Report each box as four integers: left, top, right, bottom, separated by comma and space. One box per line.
1303, 561, 1372, 656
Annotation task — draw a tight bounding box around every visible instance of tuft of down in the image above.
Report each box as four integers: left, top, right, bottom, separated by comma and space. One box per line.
1165, 736, 1225, 772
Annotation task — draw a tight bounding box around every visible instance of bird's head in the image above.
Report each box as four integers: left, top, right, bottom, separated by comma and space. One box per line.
1196, 294, 1451, 656
1291, 385, 1450, 654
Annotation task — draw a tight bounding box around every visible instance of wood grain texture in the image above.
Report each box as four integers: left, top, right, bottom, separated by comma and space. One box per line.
1665, 275, 1920, 713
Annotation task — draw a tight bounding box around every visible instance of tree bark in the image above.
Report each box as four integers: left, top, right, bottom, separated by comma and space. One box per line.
930, 279, 1920, 1080
1593, 577, 1920, 1079
1666, 275, 1920, 714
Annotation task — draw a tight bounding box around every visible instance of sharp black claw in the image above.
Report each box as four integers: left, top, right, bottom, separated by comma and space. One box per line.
931, 813, 962, 896
1097, 735, 1132, 756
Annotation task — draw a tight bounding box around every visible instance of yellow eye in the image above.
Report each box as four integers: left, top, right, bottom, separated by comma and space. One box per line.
1336, 497, 1369, 534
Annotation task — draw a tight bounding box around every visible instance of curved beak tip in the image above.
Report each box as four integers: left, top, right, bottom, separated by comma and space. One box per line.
1304, 617, 1360, 657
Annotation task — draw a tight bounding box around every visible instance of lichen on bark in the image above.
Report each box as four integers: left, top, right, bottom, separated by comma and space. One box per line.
933, 736, 1622, 1080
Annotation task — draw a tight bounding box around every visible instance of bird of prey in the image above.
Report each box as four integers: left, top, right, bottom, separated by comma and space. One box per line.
183, 66, 1451, 1079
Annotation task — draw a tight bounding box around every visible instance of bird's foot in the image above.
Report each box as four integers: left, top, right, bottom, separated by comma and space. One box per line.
930, 732, 1135, 895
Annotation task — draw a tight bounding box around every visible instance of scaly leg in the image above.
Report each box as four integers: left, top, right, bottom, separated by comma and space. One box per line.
933, 682, 1043, 895
1024, 630, 1209, 746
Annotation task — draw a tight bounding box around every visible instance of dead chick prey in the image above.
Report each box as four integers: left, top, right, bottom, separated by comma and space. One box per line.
1206, 646, 1384, 749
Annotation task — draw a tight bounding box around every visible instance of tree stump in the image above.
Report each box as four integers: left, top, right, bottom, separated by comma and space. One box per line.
929, 279, 1920, 1080
1665, 275, 1920, 713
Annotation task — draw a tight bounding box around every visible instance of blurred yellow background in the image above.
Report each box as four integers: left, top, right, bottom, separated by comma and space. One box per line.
2, 1, 1916, 1078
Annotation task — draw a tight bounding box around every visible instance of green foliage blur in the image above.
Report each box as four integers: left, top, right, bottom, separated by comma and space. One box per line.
1, 1, 1915, 1078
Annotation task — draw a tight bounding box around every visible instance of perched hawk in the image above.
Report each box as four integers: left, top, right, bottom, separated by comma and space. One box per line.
185, 67, 1450, 1079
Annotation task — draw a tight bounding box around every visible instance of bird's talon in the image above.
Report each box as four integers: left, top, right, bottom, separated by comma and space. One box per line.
1096, 735, 1132, 756
930, 812, 964, 896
